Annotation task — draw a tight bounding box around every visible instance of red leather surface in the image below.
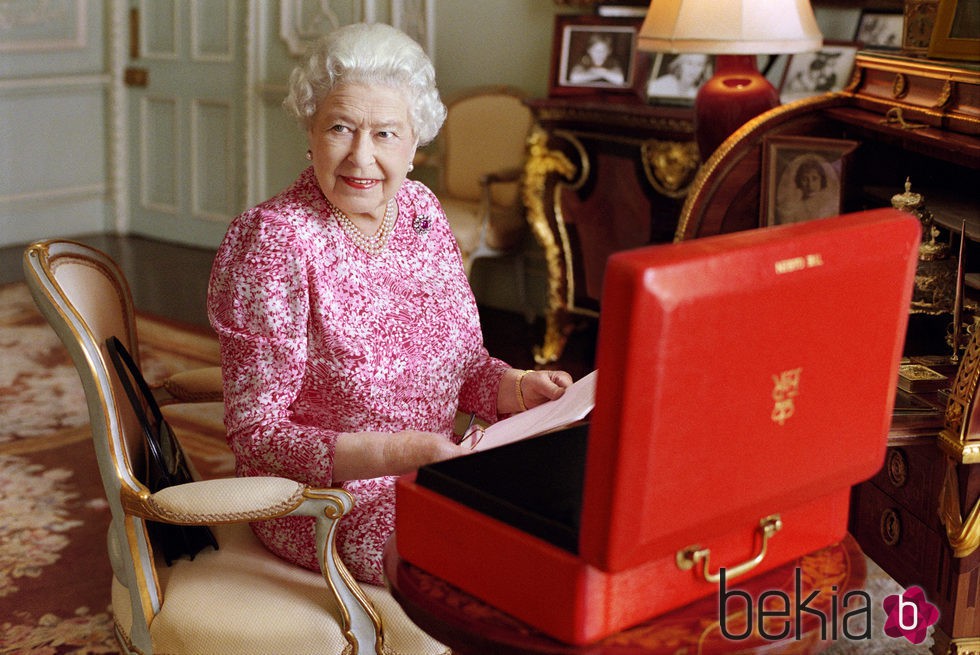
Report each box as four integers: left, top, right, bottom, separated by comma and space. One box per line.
395, 208, 920, 645
582, 209, 920, 571
386, 534, 866, 655
397, 475, 852, 644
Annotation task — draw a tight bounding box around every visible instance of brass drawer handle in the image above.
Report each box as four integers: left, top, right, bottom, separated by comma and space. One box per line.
880, 107, 926, 131
676, 514, 783, 583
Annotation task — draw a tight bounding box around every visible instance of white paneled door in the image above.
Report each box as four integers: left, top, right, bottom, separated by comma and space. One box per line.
126, 0, 245, 246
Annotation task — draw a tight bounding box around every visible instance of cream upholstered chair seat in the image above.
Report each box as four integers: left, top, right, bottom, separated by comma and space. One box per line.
437, 86, 533, 275
23, 239, 447, 655
155, 364, 224, 404
112, 520, 436, 654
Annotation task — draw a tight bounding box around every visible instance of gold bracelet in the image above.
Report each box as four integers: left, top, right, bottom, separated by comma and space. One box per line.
516, 369, 533, 412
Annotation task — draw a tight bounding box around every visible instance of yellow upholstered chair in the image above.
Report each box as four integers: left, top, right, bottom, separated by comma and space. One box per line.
437, 86, 534, 280
23, 239, 447, 655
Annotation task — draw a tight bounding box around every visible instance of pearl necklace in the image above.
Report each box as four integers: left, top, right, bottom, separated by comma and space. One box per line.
328, 199, 396, 255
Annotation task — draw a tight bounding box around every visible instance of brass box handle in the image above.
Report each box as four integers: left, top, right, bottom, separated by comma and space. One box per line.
676, 514, 783, 583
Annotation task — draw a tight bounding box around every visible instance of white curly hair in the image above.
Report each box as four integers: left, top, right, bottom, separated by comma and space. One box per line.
283, 22, 446, 146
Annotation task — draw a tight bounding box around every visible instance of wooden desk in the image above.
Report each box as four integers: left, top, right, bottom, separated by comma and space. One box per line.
850, 388, 980, 655
522, 98, 696, 364
385, 536, 866, 655
660, 51, 980, 652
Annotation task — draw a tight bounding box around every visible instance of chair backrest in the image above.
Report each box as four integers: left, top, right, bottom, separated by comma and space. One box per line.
441, 86, 533, 205
23, 239, 163, 643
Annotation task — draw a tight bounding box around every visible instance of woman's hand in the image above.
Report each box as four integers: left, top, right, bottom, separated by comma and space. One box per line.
333, 430, 468, 482
497, 368, 574, 415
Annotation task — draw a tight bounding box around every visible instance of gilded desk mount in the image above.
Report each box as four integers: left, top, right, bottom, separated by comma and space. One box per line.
522, 126, 697, 365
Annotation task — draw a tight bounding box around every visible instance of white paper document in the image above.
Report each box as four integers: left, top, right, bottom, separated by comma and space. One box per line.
470, 370, 597, 452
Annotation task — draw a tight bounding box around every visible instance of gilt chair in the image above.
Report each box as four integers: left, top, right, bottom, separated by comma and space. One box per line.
437, 86, 534, 290
23, 239, 448, 655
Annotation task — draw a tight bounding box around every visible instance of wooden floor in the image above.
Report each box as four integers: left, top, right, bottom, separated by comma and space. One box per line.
3, 234, 596, 378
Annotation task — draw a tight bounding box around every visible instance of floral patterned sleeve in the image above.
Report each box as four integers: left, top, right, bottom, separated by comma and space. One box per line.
458, 347, 509, 424
407, 184, 510, 425
208, 205, 339, 488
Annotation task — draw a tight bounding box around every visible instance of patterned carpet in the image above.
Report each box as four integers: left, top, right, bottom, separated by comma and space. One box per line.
0, 282, 233, 654
0, 281, 936, 654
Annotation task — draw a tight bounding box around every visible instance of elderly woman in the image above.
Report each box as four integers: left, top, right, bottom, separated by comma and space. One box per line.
207, 22, 572, 585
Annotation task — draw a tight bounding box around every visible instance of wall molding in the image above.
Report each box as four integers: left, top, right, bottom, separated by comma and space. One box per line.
0, 183, 106, 206
138, 95, 180, 215
139, 0, 179, 60
0, 73, 110, 95
392, 0, 435, 59
190, 97, 235, 222
278, 0, 434, 57
0, 0, 88, 52
108, 0, 129, 234
256, 82, 289, 101
190, 0, 235, 64
245, 1, 261, 208
279, 0, 376, 57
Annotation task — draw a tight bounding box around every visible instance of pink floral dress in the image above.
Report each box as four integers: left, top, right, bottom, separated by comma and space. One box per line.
208, 168, 509, 584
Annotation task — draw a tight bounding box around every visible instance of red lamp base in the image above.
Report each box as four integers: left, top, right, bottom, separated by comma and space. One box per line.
694, 54, 780, 160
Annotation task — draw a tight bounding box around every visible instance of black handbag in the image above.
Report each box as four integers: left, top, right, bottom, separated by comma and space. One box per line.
106, 336, 218, 565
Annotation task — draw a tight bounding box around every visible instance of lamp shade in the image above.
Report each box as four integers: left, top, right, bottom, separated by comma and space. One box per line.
639, 0, 823, 158
638, 0, 823, 55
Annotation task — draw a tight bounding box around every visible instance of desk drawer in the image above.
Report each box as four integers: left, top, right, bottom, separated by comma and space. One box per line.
867, 444, 944, 527
849, 481, 942, 590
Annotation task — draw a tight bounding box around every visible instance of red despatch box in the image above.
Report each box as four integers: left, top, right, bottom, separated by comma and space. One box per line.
395, 208, 921, 645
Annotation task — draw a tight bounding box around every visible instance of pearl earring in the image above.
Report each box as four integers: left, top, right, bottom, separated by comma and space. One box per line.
408, 163, 414, 173
305, 150, 312, 161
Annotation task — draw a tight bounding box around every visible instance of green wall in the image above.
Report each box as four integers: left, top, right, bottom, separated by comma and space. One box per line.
434, 1, 559, 99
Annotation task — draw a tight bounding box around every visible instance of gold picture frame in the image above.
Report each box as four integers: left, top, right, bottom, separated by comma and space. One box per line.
761, 136, 859, 227
928, 0, 980, 61
903, 0, 940, 53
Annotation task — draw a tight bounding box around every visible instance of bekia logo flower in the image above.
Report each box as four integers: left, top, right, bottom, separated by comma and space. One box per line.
882, 586, 939, 644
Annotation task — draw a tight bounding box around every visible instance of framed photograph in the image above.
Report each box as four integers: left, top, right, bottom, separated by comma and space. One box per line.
928, 0, 980, 61
855, 11, 905, 48
779, 41, 860, 103
761, 136, 858, 227
903, 0, 941, 53
645, 53, 714, 105
549, 14, 645, 98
